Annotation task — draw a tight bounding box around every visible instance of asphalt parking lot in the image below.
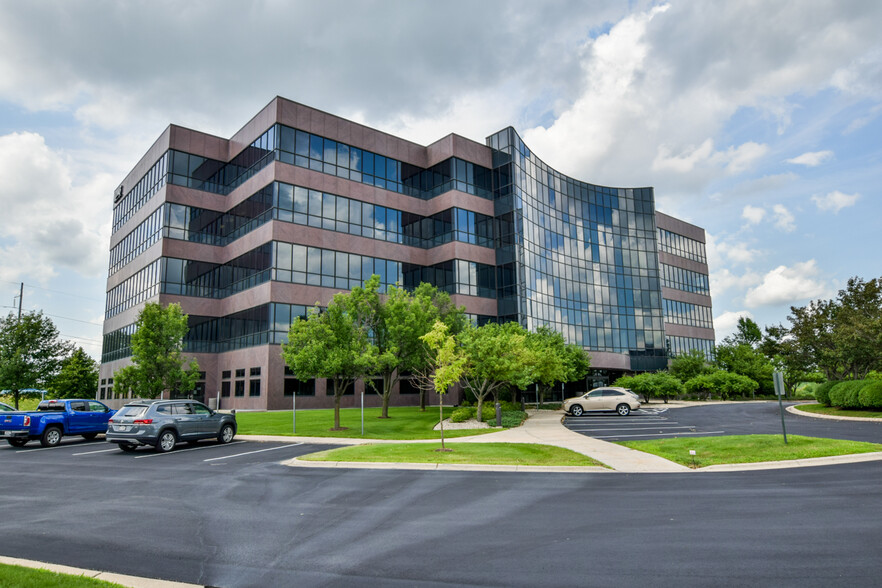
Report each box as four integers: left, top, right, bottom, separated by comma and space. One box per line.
0, 436, 330, 469
564, 401, 882, 443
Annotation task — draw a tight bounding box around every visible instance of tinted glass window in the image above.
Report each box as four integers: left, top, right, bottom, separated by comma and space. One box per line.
88, 401, 106, 412
70, 401, 88, 412
192, 403, 211, 415
117, 405, 149, 418
155, 405, 172, 414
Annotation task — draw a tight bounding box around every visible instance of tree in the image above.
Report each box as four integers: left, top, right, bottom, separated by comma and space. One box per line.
684, 370, 757, 400
0, 311, 73, 409
526, 327, 591, 406
714, 341, 774, 395
47, 347, 98, 399
421, 321, 467, 451
459, 322, 535, 422
349, 276, 465, 418
113, 303, 200, 400
614, 372, 684, 403
282, 298, 374, 430
669, 349, 714, 383
760, 323, 821, 397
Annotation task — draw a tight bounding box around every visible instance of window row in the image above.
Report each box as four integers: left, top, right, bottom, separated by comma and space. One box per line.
660, 263, 711, 295
658, 228, 707, 264
662, 299, 714, 329
105, 260, 161, 318
109, 206, 164, 276
667, 336, 715, 360
112, 153, 169, 233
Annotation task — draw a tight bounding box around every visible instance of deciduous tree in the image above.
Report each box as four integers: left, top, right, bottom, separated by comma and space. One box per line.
48, 347, 99, 399
0, 311, 73, 409
113, 303, 200, 400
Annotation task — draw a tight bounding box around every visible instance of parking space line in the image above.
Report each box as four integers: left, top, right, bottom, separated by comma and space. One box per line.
203, 443, 304, 462
133, 441, 246, 458
596, 430, 726, 439
571, 426, 695, 432
72, 447, 120, 455
15, 443, 95, 454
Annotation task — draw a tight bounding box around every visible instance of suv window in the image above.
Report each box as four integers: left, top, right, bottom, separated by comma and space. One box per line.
155, 405, 173, 415
603, 391, 624, 396
117, 405, 149, 418
191, 403, 211, 415
172, 404, 193, 415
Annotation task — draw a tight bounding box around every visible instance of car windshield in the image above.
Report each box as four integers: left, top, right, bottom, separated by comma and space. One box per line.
116, 405, 149, 418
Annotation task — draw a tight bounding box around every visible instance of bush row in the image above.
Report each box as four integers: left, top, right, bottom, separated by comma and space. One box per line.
819, 379, 882, 409
450, 401, 525, 427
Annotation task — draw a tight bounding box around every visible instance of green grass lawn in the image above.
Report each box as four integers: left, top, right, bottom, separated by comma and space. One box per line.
300, 442, 605, 466
793, 403, 882, 418
235, 406, 498, 439
0, 395, 41, 411
618, 434, 882, 468
0, 563, 126, 588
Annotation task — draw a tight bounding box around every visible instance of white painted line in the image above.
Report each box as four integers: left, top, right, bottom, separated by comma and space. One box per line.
203, 443, 304, 462
596, 430, 726, 439
134, 440, 246, 458
15, 443, 86, 453
573, 426, 696, 432
72, 447, 120, 455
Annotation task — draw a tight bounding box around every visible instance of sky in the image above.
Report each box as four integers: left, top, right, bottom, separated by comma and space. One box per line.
0, 0, 880, 361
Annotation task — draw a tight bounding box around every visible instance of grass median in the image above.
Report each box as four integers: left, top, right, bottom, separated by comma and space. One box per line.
792, 403, 882, 419
0, 563, 126, 587
299, 442, 606, 467
235, 406, 498, 439
618, 434, 882, 468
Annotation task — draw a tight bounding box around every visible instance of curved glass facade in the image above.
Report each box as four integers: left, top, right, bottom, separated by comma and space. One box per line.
488, 128, 666, 368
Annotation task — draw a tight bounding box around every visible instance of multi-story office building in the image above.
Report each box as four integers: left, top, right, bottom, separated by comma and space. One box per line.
99, 97, 714, 409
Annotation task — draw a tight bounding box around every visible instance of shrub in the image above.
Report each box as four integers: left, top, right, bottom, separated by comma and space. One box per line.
858, 381, 882, 409
829, 380, 866, 409
814, 381, 835, 406
450, 407, 476, 423
499, 410, 528, 427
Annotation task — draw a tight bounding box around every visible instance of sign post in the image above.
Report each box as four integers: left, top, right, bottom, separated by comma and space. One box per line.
292, 389, 296, 434
773, 371, 788, 444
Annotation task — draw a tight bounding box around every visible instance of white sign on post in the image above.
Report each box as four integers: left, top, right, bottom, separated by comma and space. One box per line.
773, 371, 785, 396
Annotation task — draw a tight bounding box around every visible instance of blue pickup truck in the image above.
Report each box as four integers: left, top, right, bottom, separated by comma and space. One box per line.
0, 399, 116, 447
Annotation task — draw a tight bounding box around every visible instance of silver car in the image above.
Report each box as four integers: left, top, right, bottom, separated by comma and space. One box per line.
106, 399, 237, 453
563, 387, 641, 417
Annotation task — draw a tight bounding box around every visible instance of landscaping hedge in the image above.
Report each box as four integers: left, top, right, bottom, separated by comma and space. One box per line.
858, 380, 882, 409
815, 381, 835, 406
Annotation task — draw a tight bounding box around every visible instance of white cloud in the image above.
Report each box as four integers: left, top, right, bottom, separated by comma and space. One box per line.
742, 205, 766, 224
811, 190, 860, 213
710, 268, 762, 298
714, 310, 754, 335
786, 150, 834, 166
743, 260, 830, 307
772, 204, 796, 232
0, 132, 112, 283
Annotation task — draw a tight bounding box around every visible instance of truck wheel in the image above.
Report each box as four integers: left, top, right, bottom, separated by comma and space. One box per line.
82, 433, 98, 440
155, 430, 177, 453
7, 438, 28, 447
41, 427, 63, 447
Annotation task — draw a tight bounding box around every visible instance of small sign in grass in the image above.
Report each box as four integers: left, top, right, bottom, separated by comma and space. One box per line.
618, 435, 882, 468
0, 563, 126, 587
300, 442, 605, 467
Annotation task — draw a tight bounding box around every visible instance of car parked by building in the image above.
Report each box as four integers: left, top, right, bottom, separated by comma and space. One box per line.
106, 399, 237, 453
563, 387, 641, 417
0, 399, 115, 447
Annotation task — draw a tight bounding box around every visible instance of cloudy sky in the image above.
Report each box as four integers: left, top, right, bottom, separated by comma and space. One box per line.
1, 0, 880, 360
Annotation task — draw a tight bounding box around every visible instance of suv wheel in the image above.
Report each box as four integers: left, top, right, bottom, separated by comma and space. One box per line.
570, 405, 584, 417
155, 430, 177, 453
217, 424, 235, 444
616, 403, 631, 416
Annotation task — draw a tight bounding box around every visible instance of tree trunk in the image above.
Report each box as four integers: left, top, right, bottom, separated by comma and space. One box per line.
334, 390, 341, 429
476, 395, 484, 422
380, 373, 392, 418
439, 398, 445, 450
419, 389, 426, 411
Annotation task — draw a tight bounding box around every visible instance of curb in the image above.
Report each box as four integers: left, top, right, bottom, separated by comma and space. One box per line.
787, 404, 882, 423
695, 451, 882, 471
0, 555, 200, 588
284, 457, 611, 473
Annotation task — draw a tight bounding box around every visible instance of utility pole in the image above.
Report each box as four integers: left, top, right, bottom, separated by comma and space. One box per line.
16, 282, 23, 321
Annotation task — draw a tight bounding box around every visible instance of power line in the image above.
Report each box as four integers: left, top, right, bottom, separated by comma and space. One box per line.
2, 281, 104, 303
44, 313, 104, 328
61, 333, 103, 345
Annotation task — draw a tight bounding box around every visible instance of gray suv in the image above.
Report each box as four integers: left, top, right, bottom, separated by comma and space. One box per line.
106, 400, 237, 453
